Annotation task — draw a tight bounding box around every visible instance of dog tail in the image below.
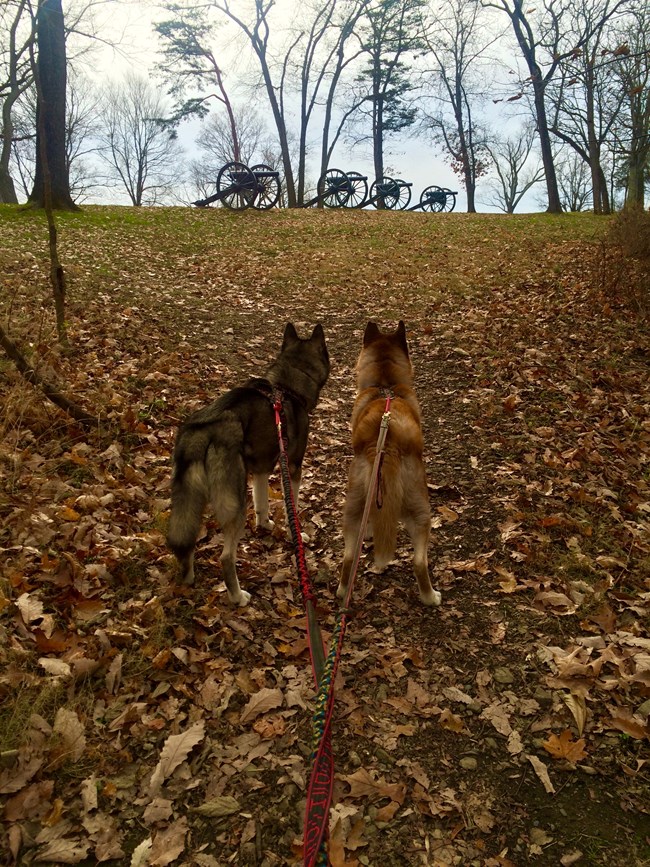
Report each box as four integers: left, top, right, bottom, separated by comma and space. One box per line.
167, 456, 209, 560
369, 449, 403, 568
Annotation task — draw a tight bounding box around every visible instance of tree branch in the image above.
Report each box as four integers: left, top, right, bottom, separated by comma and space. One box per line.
0, 323, 97, 428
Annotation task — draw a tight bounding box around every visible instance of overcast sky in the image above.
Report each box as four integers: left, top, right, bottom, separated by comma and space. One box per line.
81, 0, 540, 212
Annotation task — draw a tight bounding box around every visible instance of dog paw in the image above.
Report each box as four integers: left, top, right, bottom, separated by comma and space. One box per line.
422, 589, 442, 607
256, 519, 275, 532
370, 560, 393, 574
229, 589, 252, 607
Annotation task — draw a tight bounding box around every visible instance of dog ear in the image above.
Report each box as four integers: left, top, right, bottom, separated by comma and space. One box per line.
396, 320, 409, 355
282, 322, 299, 348
363, 321, 381, 346
311, 323, 325, 343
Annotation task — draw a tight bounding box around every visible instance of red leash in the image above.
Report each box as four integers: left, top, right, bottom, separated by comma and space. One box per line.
273, 394, 326, 683
274, 390, 392, 866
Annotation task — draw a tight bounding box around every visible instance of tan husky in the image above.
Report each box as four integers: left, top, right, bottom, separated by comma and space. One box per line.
338, 321, 441, 607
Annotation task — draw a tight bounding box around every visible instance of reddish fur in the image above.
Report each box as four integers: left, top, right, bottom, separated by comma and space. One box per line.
338, 322, 440, 607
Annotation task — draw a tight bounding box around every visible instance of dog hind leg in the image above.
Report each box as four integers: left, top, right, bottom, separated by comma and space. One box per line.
206, 445, 251, 606
289, 462, 302, 509
337, 458, 369, 601
402, 460, 441, 606
252, 473, 273, 530
168, 462, 208, 585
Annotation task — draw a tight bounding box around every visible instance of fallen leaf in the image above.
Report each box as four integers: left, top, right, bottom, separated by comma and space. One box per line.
543, 730, 588, 762
16, 592, 45, 624
253, 714, 287, 739
481, 701, 513, 737
527, 754, 556, 793
192, 796, 240, 818
240, 687, 283, 724
607, 712, 649, 740
38, 658, 72, 678
343, 768, 406, 804
130, 837, 153, 867
150, 816, 188, 866
561, 692, 587, 736
439, 708, 466, 733
148, 721, 205, 796
53, 708, 86, 762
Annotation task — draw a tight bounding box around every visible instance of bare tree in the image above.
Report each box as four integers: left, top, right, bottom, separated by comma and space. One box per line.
196, 102, 270, 166
65, 71, 102, 202
289, 0, 367, 202
554, 147, 592, 210
318, 7, 367, 180
209, 0, 299, 206
611, 9, 650, 208
483, 0, 626, 214
485, 124, 545, 212
420, 0, 496, 212
96, 73, 184, 206
480, 0, 566, 213
0, 0, 34, 203
546, 0, 630, 214
11, 69, 101, 202
187, 102, 282, 201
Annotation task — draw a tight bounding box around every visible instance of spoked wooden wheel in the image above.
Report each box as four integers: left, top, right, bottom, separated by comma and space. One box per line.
341, 171, 368, 208
392, 178, 412, 210
439, 187, 457, 212
249, 163, 281, 210
420, 185, 447, 213
216, 161, 257, 210
370, 176, 401, 210
317, 168, 351, 208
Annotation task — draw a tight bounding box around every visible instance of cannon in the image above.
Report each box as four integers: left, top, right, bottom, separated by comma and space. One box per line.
193, 161, 281, 210
408, 185, 457, 213
301, 168, 353, 208
303, 169, 413, 210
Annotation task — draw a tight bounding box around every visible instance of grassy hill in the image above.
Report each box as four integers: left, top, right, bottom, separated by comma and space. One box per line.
1, 205, 648, 866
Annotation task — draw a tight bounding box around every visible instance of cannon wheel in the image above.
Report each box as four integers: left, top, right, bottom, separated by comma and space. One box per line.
342, 171, 368, 208
217, 161, 257, 210
370, 176, 401, 210
317, 168, 351, 208
420, 185, 447, 213
249, 163, 281, 210
392, 178, 412, 210
440, 187, 457, 212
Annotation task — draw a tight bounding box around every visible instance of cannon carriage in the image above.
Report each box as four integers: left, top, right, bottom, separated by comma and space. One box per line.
193, 161, 281, 210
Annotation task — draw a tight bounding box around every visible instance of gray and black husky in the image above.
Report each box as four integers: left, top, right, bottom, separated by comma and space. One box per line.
167, 323, 330, 606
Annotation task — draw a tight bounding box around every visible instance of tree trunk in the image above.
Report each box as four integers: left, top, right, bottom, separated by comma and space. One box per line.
0, 97, 19, 203
28, 0, 78, 210
508, 0, 562, 213
532, 80, 562, 213
0, 169, 18, 204
626, 160, 645, 209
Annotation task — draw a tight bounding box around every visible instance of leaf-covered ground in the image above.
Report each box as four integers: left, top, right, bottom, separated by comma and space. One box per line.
0, 206, 648, 867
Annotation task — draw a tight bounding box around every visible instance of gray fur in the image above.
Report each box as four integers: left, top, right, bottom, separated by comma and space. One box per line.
167, 323, 329, 606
